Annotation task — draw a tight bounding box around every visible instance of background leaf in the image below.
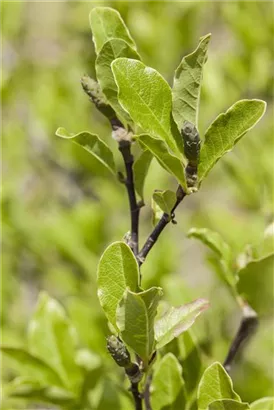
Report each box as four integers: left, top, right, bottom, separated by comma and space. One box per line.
89, 7, 136, 54
1, 348, 63, 387
97, 241, 139, 329
133, 149, 153, 201
155, 299, 209, 349
136, 134, 187, 190
27, 292, 81, 391
56, 128, 116, 175
116, 287, 162, 366
208, 399, 250, 410
198, 99, 266, 182
198, 362, 241, 410
250, 397, 274, 410
112, 58, 179, 153
95, 38, 140, 122
172, 33, 211, 129
151, 353, 187, 410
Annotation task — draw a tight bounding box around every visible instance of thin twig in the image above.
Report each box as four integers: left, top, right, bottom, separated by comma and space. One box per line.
143, 374, 152, 410
119, 140, 140, 256
138, 185, 186, 266
223, 302, 258, 373
129, 382, 143, 410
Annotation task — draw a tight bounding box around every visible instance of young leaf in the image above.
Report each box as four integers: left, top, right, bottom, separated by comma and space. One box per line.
151, 197, 164, 226
198, 99, 267, 182
136, 134, 187, 190
116, 287, 163, 367
250, 397, 274, 410
152, 190, 177, 215
151, 353, 187, 410
1, 347, 63, 387
97, 241, 139, 329
172, 34, 211, 130
27, 293, 80, 391
95, 39, 140, 122
237, 253, 274, 315
197, 362, 241, 410
208, 400, 250, 410
112, 58, 179, 153
55, 128, 116, 175
89, 7, 136, 54
187, 228, 236, 289
155, 299, 209, 349
133, 149, 153, 200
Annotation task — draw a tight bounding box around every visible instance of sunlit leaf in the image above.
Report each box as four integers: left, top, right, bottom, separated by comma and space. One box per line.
112, 58, 180, 153
208, 399, 250, 410
172, 34, 211, 129
151, 353, 187, 410
198, 362, 241, 410
198, 100, 267, 182
97, 241, 139, 329
89, 7, 136, 54
56, 128, 116, 175
250, 397, 274, 410
155, 299, 209, 349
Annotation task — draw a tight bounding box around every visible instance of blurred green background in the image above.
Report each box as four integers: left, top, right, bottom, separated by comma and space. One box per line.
2, 0, 274, 407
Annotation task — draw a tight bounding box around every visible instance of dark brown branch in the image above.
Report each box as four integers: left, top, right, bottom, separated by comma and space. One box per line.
138, 185, 186, 266
119, 140, 140, 256
143, 374, 152, 410
223, 302, 258, 373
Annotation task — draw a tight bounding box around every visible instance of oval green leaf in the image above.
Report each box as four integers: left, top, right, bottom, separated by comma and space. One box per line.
151, 353, 187, 410
112, 58, 179, 153
89, 7, 136, 54
116, 287, 163, 367
97, 241, 139, 329
198, 362, 241, 410
133, 149, 153, 201
152, 190, 177, 215
209, 400, 250, 410
250, 397, 274, 410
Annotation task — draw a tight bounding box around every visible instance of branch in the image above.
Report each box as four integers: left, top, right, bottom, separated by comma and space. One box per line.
119, 140, 140, 256
143, 374, 152, 410
138, 185, 186, 266
223, 302, 258, 373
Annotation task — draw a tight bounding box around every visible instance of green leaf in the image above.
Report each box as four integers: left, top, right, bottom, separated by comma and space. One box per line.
187, 228, 236, 289
112, 58, 179, 153
136, 134, 187, 190
198, 362, 241, 410
89, 7, 136, 54
133, 149, 153, 200
172, 34, 211, 129
151, 353, 187, 410
27, 292, 81, 390
155, 299, 209, 349
151, 197, 164, 226
152, 190, 177, 215
250, 397, 274, 410
55, 128, 116, 175
1, 348, 62, 387
237, 253, 274, 315
208, 400, 250, 410
116, 287, 163, 367
97, 241, 139, 329
198, 99, 266, 182
178, 330, 202, 393
96, 39, 140, 122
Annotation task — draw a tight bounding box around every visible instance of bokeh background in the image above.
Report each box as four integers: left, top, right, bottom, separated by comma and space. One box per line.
2, 1, 274, 408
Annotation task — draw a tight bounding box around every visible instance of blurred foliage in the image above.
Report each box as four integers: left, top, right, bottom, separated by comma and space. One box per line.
2, 1, 274, 408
